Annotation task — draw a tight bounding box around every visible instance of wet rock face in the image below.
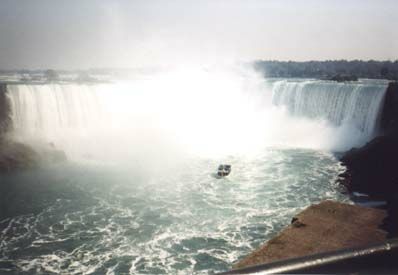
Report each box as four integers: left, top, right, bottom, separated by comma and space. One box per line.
0, 140, 68, 173
0, 140, 39, 172
0, 84, 11, 136
339, 82, 398, 198
380, 82, 398, 137
339, 136, 398, 198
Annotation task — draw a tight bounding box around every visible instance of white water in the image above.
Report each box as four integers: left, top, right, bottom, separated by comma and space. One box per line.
6, 70, 388, 160
272, 79, 387, 142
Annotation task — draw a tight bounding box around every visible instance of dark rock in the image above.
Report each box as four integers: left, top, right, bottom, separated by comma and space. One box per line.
0, 140, 39, 172
0, 141, 68, 172
382, 199, 398, 238
380, 82, 398, 137
0, 83, 11, 136
337, 81, 398, 239
0, 140, 67, 173
292, 220, 306, 228
335, 81, 398, 244
290, 217, 306, 227
339, 136, 398, 198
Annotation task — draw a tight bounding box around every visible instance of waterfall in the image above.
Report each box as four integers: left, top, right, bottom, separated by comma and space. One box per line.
3, 76, 390, 157
5, 84, 110, 160
7, 84, 104, 136
271, 80, 388, 139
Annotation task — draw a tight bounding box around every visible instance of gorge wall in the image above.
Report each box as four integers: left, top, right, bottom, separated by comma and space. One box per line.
380, 82, 398, 137
0, 83, 11, 136
339, 82, 398, 198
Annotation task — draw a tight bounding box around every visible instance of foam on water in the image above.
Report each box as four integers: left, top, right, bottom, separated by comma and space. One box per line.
0, 69, 389, 273
0, 149, 348, 274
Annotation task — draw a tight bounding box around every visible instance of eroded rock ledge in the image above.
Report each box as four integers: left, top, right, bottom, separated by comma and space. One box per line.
234, 200, 387, 269
0, 140, 39, 172
0, 139, 67, 172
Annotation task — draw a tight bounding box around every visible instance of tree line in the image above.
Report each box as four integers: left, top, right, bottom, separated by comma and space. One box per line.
253, 60, 398, 80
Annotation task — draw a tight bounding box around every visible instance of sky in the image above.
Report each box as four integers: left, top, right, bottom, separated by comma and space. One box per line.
0, 0, 397, 69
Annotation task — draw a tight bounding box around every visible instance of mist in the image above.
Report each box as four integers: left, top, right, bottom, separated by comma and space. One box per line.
8, 66, 384, 171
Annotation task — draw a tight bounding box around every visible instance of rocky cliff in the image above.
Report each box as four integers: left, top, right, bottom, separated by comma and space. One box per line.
339, 82, 398, 198
380, 82, 398, 137
338, 81, 398, 238
339, 136, 398, 198
0, 83, 11, 136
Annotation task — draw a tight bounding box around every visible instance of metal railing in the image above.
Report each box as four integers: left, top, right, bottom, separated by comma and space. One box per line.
219, 238, 398, 274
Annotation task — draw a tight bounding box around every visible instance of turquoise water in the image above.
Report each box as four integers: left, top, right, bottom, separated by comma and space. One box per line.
0, 148, 348, 274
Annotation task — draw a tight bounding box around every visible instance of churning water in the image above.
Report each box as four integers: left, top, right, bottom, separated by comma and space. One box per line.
0, 69, 388, 274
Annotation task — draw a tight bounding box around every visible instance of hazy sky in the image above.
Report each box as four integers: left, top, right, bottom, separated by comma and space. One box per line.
0, 0, 397, 69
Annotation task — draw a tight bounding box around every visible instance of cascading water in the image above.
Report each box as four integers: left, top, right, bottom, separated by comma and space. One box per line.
0, 70, 389, 274
5, 70, 276, 160
7, 84, 104, 134
271, 80, 388, 141
5, 77, 388, 159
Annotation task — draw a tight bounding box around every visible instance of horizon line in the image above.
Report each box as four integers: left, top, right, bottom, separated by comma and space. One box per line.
0, 59, 397, 72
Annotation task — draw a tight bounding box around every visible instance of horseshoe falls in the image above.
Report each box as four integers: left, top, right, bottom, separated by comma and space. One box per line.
0, 71, 389, 274
272, 80, 387, 142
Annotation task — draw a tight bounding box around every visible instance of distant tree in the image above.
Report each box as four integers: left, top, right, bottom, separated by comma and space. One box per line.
45, 69, 59, 81
381, 67, 389, 77
253, 60, 398, 80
